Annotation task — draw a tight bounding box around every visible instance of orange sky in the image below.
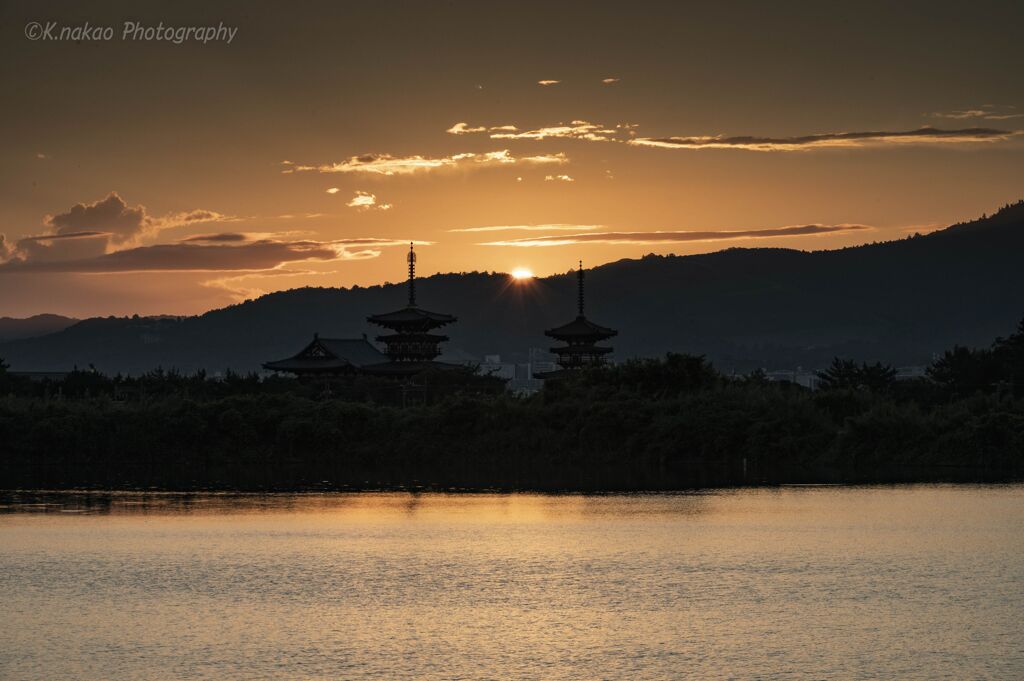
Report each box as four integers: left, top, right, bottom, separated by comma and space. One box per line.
1, 1, 1022, 317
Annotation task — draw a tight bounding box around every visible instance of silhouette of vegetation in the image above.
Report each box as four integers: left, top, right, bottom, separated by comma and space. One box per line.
1, 319, 1023, 492
817, 359, 897, 392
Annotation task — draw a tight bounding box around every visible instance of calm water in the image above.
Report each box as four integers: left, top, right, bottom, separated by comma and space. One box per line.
1, 487, 1022, 680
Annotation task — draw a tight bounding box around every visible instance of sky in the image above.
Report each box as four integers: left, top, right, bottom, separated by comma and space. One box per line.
1, 0, 1022, 317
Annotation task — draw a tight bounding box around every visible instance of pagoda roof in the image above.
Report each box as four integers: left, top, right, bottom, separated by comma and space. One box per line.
367, 306, 456, 327
263, 336, 386, 373
545, 315, 618, 340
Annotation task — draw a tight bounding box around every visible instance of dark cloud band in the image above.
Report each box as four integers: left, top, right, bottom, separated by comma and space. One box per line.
481, 224, 870, 246
629, 127, 1018, 151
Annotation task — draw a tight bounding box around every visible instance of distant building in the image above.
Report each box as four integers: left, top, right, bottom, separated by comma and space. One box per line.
479, 355, 516, 380
766, 368, 821, 390
527, 347, 558, 379
539, 261, 618, 377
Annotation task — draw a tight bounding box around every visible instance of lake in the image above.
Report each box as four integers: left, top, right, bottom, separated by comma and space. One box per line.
1, 486, 1022, 679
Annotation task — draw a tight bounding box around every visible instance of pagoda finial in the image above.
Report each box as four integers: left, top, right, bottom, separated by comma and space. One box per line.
407, 242, 417, 307
577, 260, 585, 316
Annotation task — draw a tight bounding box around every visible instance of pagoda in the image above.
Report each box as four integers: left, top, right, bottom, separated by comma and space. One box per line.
544, 261, 617, 370
362, 244, 459, 376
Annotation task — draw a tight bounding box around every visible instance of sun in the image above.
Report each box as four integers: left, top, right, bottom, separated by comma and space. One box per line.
510, 267, 534, 280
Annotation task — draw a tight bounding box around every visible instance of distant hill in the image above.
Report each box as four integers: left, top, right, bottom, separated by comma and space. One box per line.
0, 314, 78, 343
2, 201, 1024, 375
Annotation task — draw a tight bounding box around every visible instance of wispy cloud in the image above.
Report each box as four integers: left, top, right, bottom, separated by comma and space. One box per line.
480, 224, 871, 246
449, 224, 603, 233
182, 232, 251, 243
17, 230, 109, 243
446, 122, 518, 135
346, 190, 392, 211
537, 79, 560, 86
929, 105, 1021, 121
628, 127, 1020, 152
326, 187, 340, 194
448, 119, 1019, 153
451, 120, 625, 142
282, 150, 566, 176
601, 77, 620, 84
545, 174, 575, 182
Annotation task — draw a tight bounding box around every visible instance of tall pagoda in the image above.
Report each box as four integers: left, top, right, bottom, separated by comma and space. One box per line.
362, 244, 458, 376
544, 261, 617, 370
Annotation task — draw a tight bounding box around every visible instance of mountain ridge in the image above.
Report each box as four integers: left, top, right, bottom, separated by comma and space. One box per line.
2, 201, 1023, 374
0, 314, 78, 343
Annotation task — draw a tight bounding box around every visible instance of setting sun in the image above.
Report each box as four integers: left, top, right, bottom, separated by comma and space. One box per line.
511, 267, 534, 280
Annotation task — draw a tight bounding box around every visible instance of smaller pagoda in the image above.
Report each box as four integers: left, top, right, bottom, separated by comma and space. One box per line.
544, 261, 617, 371
362, 244, 459, 376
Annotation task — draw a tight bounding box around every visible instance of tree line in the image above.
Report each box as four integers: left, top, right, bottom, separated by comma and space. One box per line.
1, 319, 1022, 491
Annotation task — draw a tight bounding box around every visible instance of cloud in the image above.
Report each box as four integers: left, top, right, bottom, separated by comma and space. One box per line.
182, 232, 250, 243
628, 127, 1020, 152
446, 120, 1017, 154
283, 150, 566, 176
14, 230, 112, 263
45, 192, 152, 246
346, 190, 392, 211
326, 187, 340, 194
480, 224, 871, 246
447, 122, 487, 135
43, 192, 230, 245
537, 80, 560, 86
160, 209, 234, 229
929, 105, 1022, 121
1, 192, 235, 266
17, 230, 109, 242
449, 224, 603, 233
545, 174, 575, 182
446, 122, 519, 135
602, 77, 620, 84
0, 236, 419, 274
489, 120, 620, 142
449, 119, 640, 143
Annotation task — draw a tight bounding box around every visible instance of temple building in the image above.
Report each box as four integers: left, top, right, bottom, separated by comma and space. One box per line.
262, 334, 385, 376
543, 261, 618, 371
362, 244, 459, 376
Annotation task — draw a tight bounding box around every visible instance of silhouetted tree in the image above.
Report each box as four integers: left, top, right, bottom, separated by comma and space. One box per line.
927, 345, 1000, 396
993, 317, 1024, 396
744, 368, 770, 386
817, 358, 895, 392
817, 358, 860, 390
858, 362, 897, 392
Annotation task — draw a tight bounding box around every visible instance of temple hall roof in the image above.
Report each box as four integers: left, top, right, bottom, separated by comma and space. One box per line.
263, 336, 385, 373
